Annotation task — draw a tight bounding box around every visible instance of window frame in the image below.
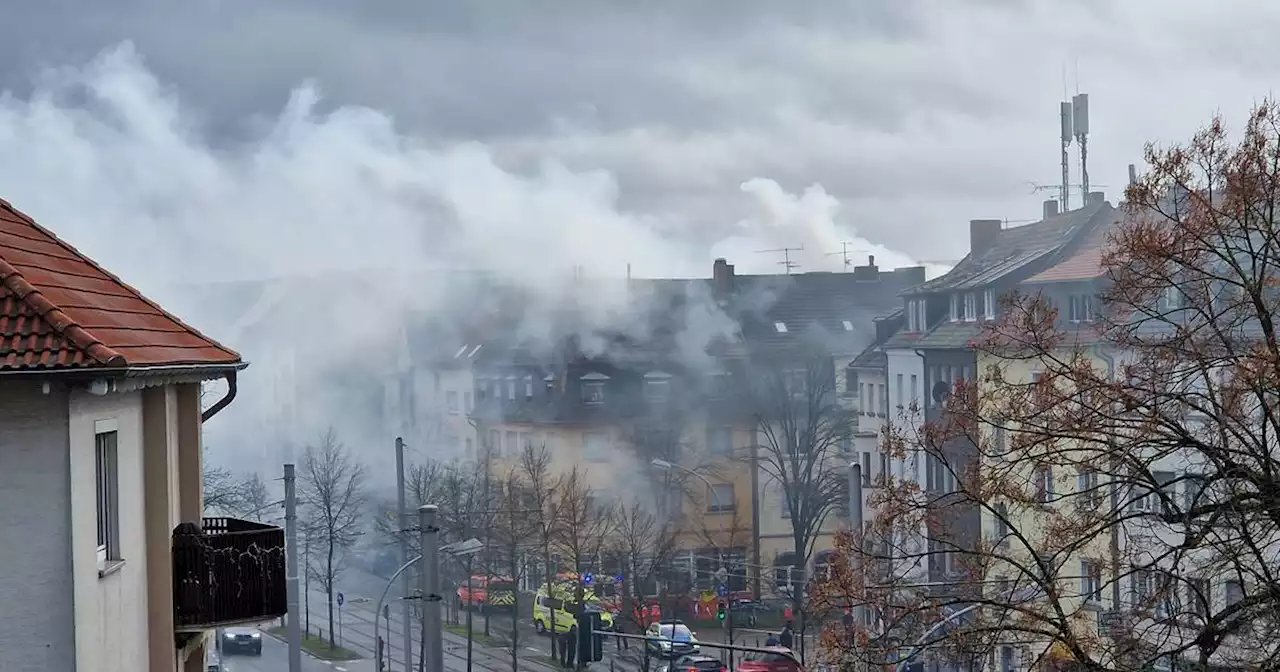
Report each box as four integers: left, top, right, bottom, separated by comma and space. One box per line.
708, 483, 736, 513
95, 421, 121, 572
963, 293, 977, 321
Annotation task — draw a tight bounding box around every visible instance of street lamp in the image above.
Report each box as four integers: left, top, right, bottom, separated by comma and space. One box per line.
442, 539, 486, 672
650, 458, 732, 669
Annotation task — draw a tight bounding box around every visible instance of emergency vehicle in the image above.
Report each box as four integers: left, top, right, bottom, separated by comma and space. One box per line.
456, 574, 518, 613
532, 580, 614, 634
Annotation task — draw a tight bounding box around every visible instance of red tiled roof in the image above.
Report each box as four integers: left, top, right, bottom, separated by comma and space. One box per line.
0, 199, 242, 371
1023, 212, 1121, 284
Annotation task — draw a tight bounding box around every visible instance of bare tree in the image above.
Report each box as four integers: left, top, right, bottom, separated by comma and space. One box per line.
612, 498, 681, 671
554, 466, 617, 669
831, 103, 1280, 672
488, 468, 538, 672
300, 428, 368, 648
746, 350, 855, 660
518, 443, 566, 656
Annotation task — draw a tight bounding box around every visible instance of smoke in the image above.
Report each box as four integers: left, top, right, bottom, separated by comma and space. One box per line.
0, 43, 932, 478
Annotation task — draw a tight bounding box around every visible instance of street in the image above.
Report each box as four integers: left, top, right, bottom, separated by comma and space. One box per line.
216, 631, 374, 672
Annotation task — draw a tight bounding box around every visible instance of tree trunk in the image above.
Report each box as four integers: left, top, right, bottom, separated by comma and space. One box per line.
544, 544, 557, 657
510, 544, 519, 672
327, 540, 337, 648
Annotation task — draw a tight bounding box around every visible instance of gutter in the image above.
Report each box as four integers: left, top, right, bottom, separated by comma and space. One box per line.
201, 371, 239, 422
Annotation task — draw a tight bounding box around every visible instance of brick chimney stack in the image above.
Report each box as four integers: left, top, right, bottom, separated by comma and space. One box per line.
713, 258, 735, 297
969, 219, 1003, 257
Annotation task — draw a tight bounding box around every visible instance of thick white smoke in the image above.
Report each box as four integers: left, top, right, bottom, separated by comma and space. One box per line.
0, 43, 932, 474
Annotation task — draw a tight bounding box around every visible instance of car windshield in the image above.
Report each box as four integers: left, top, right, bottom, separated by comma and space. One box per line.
744, 652, 790, 663
659, 624, 692, 640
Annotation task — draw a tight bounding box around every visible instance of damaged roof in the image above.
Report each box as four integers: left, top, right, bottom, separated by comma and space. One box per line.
0, 199, 243, 372
910, 201, 1113, 294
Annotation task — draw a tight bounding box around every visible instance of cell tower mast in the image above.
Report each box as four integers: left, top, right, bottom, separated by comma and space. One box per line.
1073, 93, 1090, 205
1059, 100, 1073, 211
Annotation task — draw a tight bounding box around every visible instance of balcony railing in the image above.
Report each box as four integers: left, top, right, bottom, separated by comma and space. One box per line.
173, 517, 287, 631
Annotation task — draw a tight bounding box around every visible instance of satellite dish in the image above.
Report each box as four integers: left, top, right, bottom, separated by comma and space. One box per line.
931, 380, 951, 403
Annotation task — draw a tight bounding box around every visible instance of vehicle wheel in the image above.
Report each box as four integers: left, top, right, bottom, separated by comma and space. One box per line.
535, 620, 546, 635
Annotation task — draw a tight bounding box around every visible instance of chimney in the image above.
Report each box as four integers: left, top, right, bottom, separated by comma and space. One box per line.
1086, 191, 1106, 206
969, 219, 1003, 256
1128, 164, 1137, 186
852, 254, 879, 281
712, 258, 735, 296
1043, 199, 1059, 219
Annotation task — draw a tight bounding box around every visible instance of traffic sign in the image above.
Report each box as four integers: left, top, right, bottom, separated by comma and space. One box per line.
337, 592, 345, 606
583, 572, 594, 585
716, 583, 728, 597
615, 575, 624, 583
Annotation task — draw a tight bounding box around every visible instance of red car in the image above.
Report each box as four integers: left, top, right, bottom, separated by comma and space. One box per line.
738, 647, 802, 672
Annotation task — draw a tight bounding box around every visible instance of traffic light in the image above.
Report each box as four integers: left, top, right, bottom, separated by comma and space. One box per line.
717, 601, 727, 622
576, 611, 604, 663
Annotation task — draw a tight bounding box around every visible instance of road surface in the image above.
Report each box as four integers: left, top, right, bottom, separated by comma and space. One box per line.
215, 630, 375, 672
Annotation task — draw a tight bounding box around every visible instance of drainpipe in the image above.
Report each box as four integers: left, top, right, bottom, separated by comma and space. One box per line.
201, 371, 238, 422
1095, 346, 1123, 650
750, 432, 762, 599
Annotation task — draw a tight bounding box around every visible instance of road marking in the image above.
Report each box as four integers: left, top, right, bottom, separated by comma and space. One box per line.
526, 647, 542, 652
335, 667, 347, 671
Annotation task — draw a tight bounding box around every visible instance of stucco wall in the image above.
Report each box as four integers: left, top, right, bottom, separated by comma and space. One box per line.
69, 388, 149, 672
0, 380, 77, 672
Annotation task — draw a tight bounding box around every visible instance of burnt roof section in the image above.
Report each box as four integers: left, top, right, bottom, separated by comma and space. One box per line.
910, 201, 1113, 294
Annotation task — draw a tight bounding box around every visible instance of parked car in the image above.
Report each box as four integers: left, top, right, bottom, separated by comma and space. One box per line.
728, 598, 770, 627
738, 647, 802, 672
219, 627, 263, 655
645, 621, 700, 659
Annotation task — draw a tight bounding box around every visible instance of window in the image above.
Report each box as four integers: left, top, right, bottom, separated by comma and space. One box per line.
780, 492, 791, 519
876, 383, 886, 415
95, 425, 120, 569
1068, 294, 1095, 323
879, 453, 889, 484
895, 374, 904, 409
907, 299, 927, 332
949, 294, 959, 321
1154, 471, 1177, 515
909, 374, 918, 408
1225, 580, 1244, 607
1034, 465, 1054, 503
1184, 473, 1208, 513
465, 437, 473, 459
489, 429, 501, 457
1077, 468, 1099, 509
861, 452, 872, 486
984, 289, 996, 320
706, 427, 733, 455
505, 431, 517, 456
584, 432, 609, 462
963, 293, 977, 321
464, 391, 473, 413
860, 383, 869, 415
445, 391, 459, 414
581, 373, 608, 405
1160, 286, 1184, 312
993, 502, 1009, 540
708, 484, 736, 512
1081, 560, 1102, 604
524, 375, 534, 399
774, 321, 788, 333
1188, 578, 1210, 618
707, 371, 730, 399
644, 372, 671, 404
841, 320, 854, 332
999, 646, 1016, 672
992, 425, 1007, 460
517, 432, 532, 451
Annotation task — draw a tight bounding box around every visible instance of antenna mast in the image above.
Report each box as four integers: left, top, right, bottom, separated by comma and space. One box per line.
825, 242, 856, 269
1073, 92, 1090, 205
1059, 100, 1073, 211
756, 245, 804, 274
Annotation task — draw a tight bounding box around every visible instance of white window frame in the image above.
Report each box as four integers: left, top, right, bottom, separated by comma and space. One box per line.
895, 374, 904, 410
708, 483, 736, 513
983, 289, 996, 320
524, 375, 534, 398
1081, 560, 1102, 603
949, 294, 959, 322
909, 374, 918, 409
963, 293, 977, 321
95, 419, 121, 573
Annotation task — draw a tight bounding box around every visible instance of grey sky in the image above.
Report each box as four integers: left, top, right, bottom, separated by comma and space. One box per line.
2, 0, 1277, 269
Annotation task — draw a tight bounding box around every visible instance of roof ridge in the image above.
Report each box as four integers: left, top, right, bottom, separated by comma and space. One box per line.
0, 257, 126, 367
0, 199, 241, 363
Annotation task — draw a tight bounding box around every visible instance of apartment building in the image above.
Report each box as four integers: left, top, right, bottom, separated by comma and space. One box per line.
877, 196, 1115, 592
0, 199, 283, 672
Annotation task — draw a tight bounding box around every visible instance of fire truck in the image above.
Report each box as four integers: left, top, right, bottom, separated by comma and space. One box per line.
456, 574, 518, 613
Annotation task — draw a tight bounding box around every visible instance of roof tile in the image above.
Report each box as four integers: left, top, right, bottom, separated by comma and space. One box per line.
0, 199, 242, 372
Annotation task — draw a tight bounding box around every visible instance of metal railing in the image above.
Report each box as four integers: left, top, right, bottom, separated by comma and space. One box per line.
173, 517, 288, 630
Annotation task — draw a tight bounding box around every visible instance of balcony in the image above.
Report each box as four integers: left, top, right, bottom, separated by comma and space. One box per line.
173, 517, 287, 631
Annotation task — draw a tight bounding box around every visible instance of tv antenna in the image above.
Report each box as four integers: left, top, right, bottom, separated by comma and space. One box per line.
825, 241, 859, 269
756, 245, 804, 274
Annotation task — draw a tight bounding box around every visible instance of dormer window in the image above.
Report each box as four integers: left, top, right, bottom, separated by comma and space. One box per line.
983, 289, 996, 320
907, 299, 927, 332
964, 293, 977, 321
524, 375, 534, 398
644, 371, 672, 404
506, 376, 517, 400
949, 295, 959, 322
544, 373, 555, 394
841, 320, 854, 332
774, 321, 788, 333
581, 372, 609, 405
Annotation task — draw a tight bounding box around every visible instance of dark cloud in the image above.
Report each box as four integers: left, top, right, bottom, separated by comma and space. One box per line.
2, 0, 1279, 262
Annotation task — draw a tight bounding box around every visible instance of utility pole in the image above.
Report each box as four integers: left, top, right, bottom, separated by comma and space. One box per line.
848, 463, 865, 636
422, 505, 443, 672
396, 437, 413, 672
284, 463, 302, 672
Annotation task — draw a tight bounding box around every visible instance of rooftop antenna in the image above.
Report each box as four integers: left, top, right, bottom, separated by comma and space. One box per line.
825, 241, 857, 269
1059, 99, 1073, 211
756, 245, 804, 274
1073, 91, 1091, 206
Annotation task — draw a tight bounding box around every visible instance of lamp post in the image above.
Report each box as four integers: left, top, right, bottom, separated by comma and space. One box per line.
650, 458, 731, 669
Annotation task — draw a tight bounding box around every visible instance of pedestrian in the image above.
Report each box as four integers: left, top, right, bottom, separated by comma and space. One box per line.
765, 633, 780, 647
615, 618, 627, 651
778, 621, 794, 650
